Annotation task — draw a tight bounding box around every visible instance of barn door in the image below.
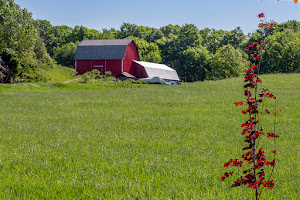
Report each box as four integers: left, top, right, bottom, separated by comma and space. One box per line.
93, 65, 104, 74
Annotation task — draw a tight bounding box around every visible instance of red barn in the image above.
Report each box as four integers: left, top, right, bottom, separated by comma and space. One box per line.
74, 39, 139, 76
74, 39, 180, 81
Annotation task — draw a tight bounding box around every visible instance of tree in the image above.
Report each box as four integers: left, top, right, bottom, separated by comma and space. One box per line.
209, 44, 248, 80
261, 29, 300, 73
156, 33, 180, 68
35, 23, 102, 56
135, 26, 163, 42
0, 0, 42, 64
0, 0, 53, 78
44, 25, 73, 54
118, 23, 138, 39
52, 42, 77, 68
100, 28, 118, 39
157, 24, 203, 71
69, 26, 101, 43
0, 48, 21, 76
280, 39, 300, 73
200, 29, 227, 54
129, 37, 162, 63
200, 28, 246, 54
222, 27, 246, 49
178, 24, 202, 49
177, 46, 211, 82
34, 20, 53, 41
117, 23, 163, 43
160, 24, 181, 37
274, 20, 300, 33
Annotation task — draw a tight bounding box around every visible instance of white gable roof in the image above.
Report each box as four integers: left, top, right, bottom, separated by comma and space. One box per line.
133, 60, 180, 81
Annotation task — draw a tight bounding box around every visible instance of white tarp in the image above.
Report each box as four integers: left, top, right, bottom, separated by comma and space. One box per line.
140, 77, 171, 85
133, 60, 180, 81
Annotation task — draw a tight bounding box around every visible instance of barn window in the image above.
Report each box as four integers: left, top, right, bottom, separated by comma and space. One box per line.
94, 65, 103, 68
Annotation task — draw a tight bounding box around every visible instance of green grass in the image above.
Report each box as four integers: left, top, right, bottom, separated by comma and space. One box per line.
0, 80, 147, 93
39, 65, 77, 83
0, 73, 299, 199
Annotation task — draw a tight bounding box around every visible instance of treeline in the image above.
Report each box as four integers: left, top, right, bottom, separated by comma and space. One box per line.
38, 21, 300, 81
0, 0, 55, 82
33, 22, 249, 81
1, 0, 300, 83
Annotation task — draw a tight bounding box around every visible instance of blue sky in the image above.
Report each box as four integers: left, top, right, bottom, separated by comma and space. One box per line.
14, 0, 300, 34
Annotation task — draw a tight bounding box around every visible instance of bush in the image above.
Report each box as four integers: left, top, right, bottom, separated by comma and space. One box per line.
208, 45, 249, 80
80, 70, 117, 83
21, 68, 51, 82
0, 63, 18, 83
81, 70, 103, 83
52, 42, 77, 68
79, 69, 147, 87
0, 48, 22, 77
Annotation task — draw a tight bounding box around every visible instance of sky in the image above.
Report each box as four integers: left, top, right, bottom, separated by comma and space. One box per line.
14, 0, 300, 35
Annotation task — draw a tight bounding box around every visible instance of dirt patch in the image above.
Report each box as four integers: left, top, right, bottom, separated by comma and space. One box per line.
64, 78, 79, 83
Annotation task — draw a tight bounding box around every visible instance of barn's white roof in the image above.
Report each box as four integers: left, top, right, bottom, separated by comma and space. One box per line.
133, 60, 180, 81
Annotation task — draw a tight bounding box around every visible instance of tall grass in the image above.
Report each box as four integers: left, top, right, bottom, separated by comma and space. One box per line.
38, 65, 77, 83
0, 73, 299, 199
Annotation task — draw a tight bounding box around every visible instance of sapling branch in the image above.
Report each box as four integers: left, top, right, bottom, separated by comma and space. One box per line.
221, 13, 279, 200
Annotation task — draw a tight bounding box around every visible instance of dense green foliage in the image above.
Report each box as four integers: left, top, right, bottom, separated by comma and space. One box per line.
0, 48, 21, 83
78, 70, 147, 87
36, 20, 299, 82
0, 73, 299, 199
128, 37, 162, 63
209, 45, 249, 80
0, 0, 54, 80
177, 46, 211, 82
0, 0, 299, 83
262, 29, 300, 73
52, 42, 78, 68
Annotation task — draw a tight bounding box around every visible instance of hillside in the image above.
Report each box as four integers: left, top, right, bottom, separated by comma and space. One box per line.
0, 73, 299, 199
38, 65, 77, 83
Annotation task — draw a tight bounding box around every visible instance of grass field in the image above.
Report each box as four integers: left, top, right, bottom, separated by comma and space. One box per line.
39, 65, 77, 83
0, 73, 299, 199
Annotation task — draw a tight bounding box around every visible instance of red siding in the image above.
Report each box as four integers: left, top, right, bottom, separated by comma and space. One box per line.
76, 60, 92, 75
123, 41, 140, 75
76, 60, 122, 76
106, 60, 122, 75
133, 62, 148, 78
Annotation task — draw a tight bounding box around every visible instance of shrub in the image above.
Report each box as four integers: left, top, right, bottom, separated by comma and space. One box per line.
79, 69, 147, 87
80, 69, 105, 83
80, 70, 119, 83
208, 45, 249, 80
0, 62, 18, 83
21, 68, 51, 82
0, 48, 22, 77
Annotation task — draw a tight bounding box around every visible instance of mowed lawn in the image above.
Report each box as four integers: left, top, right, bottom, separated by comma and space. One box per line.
0, 74, 299, 199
